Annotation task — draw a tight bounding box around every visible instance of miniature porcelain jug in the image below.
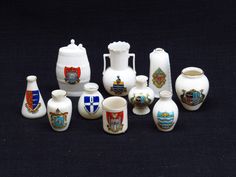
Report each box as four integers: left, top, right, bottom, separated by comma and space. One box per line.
21, 75, 46, 119
56, 39, 91, 97
78, 83, 104, 119
149, 48, 172, 98
103, 41, 136, 96
47, 90, 72, 132
175, 67, 209, 111
152, 91, 179, 132
128, 75, 154, 115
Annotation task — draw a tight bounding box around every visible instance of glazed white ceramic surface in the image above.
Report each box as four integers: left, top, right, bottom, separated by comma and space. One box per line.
102, 96, 128, 134
152, 91, 178, 132
78, 83, 104, 119
103, 41, 136, 96
21, 75, 46, 119
149, 48, 172, 98
128, 75, 154, 115
47, 90, 72, 132
175, 67, 209, 111
56, 39, 91, 97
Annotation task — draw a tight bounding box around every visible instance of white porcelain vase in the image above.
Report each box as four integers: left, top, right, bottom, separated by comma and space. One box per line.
149, 48, 172, 98
47, 90, 72, 132
103, 41, 136, 96
21, 75, 46, 119
128, 75, 154, 115
175, 67, 209, 111
102, 96, 128, 134
152, 91, 179, 132
56, 39, 91, 97
78, 83, 104, 119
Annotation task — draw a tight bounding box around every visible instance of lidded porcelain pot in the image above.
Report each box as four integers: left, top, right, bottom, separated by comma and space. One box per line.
56, 39, 91, 97
149, 48, 172, 98
78, 83, 104, 119
103, 41, 136, 96
175, 67, 209, 111
21, 75, 46, 119
152, 91, 179, 132
47, 90, 72, 132
128, 75, 154, 115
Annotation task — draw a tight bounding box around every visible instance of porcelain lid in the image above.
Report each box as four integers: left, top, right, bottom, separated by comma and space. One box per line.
59, 39, 86, 56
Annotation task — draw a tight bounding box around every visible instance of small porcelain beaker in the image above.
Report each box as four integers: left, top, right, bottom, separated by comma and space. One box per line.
102, 96, 128, 134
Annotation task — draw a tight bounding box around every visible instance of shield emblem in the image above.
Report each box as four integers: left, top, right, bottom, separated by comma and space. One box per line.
64, 66, 81, 84
106, 111, 124, 132
84, 96, 100, 114
110, 76, 127, 95
152, 67, 166, 88
157, 111, 174, 130
25, 90, 41, 113
50, 109, 68, 129
181, 89, 205, 106
130, 94, 151, 107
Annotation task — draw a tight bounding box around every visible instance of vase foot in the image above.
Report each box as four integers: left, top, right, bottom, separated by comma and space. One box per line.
132, 107, 150, 115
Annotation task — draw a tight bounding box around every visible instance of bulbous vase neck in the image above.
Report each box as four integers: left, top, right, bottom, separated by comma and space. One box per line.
136, 75, 148, 89
52, 90, 67, 101
84, 83, 99, 93
159, 90, 172, 101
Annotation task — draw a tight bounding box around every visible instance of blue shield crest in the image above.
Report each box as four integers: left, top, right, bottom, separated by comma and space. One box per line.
25, 90, 41, 112
84, 96, 100, 113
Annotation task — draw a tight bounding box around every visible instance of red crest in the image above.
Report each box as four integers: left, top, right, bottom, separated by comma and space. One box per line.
106, 111, 124, 132
106, 111, 123, 122
64, 66, 81, 84
64, 67, 81, 78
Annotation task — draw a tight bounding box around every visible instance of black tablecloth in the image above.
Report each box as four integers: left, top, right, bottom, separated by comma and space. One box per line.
1, 0, 236, 176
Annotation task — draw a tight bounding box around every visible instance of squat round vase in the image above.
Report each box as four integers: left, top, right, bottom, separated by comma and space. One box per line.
56, 39, 91, 97
78, 83, 104, 119
103, 41, 136, 96
21, 75, 46, 119
152, 91, 179, 132
47, 90, 72, 132
102, 96, 128, 134
128, 75, 154, 115
175, 67, 209, 111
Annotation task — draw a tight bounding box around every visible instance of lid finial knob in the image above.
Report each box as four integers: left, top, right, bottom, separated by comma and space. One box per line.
71, 39, 75, 44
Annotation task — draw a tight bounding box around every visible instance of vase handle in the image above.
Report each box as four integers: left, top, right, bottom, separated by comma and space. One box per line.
103, 54, 110, 75
129, 53, 136, 72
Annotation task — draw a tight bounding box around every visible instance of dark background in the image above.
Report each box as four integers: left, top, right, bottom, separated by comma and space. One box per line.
1, 0, 236, 176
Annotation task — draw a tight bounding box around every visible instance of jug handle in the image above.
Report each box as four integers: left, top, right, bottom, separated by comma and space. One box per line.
103, 54, 110, 75
129, 53, 136, 72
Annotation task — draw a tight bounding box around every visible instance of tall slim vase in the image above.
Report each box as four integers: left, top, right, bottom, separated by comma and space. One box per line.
149, 48, 172, 98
